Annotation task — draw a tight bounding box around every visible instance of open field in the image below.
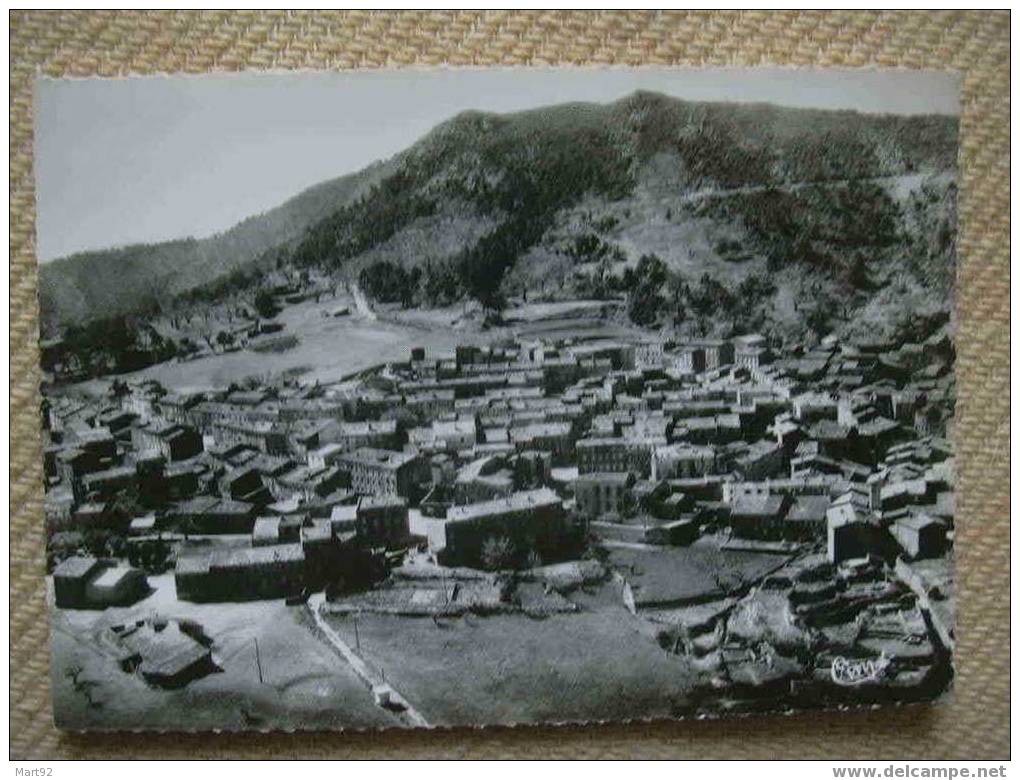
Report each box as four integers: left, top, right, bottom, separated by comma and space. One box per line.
109, 296, 491, 392
502, 299, 618, 322
50, 575, 398, 731
52, 570, 710, 730
514, 315, 645, 341
323, 580, 701, 727
69, 294, 653, 394
606, 539, 794, 608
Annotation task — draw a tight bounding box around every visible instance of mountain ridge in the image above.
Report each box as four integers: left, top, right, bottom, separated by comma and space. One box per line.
38, 157, 395, 334
38, 90, 958, 340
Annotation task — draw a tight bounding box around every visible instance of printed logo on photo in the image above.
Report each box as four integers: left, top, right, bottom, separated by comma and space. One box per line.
831, 655, 892, 686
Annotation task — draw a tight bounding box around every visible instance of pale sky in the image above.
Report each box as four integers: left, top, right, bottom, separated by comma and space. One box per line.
34, 67, 959, 263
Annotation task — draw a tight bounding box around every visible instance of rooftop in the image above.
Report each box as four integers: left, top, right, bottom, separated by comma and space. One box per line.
895, 512, 946, 531
576, 472, 633, 486
210, 543, 305, 570
130, 515, 157, 530
330, 504, 358, 523
786, 495, 831, 523
826, 500, 877, 528
90, 565, 142, 588
343, 448, 419, 470
446, 488, 561, 524
731, 494, 786, 518
53, 555, 100, 579
252, 516, 281, 539
360, 495, 408, 511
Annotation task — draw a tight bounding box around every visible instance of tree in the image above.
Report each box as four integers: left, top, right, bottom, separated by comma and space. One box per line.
462, 252, 508, 316
687, 273, 736, 320
590, 256, 617, 300
254, 289, 278, 319
480, 536, 516, 571
359, 261, 416, 306
561, 233, 623, 266
404, 267, 422, 307
512, 457, 531, 490
844, 254, 873, 291
134, 538, 171, 573
635, 254, 668, 288
628, 288, 664, 327
806, 293, 836, 335
737, 273, 777, 303
667, 273, 690, 325
627, 253, 669, 327
619, 491, 638, 519
420, 261, 461, 306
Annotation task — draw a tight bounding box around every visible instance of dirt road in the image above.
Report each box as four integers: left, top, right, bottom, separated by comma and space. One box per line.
350, 282, 378, 322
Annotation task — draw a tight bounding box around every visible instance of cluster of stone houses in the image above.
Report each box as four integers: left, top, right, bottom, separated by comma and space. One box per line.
42, 325, 954, 605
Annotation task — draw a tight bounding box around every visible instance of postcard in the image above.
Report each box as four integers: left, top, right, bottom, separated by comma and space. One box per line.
35, 68, 958, 731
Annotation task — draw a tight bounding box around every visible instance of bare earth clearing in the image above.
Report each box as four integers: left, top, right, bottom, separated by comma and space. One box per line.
49, 575, 397, 731
105, 295, 490, 392
86, 295, 650, 394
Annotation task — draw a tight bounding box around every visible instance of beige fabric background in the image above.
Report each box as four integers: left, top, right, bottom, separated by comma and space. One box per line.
9, 10, 1009, 760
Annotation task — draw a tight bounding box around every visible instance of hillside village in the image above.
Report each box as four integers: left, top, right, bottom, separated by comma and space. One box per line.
43, 295, 956, 725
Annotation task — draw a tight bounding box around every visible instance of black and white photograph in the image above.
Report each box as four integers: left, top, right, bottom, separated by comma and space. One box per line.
35, 68, 959, 732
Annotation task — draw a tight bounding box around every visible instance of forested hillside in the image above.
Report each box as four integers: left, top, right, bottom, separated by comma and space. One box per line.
38, 158, 394, 334
40, 91, 958, 346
